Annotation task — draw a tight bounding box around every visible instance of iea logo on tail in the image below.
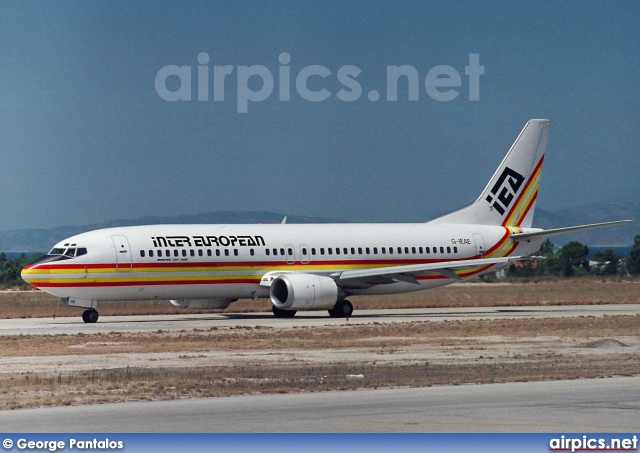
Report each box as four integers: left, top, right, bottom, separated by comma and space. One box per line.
485, 167, 525, 215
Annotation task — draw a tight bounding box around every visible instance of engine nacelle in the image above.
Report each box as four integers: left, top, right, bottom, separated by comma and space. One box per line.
270, 274, 338, 311
170, 298, 235, 310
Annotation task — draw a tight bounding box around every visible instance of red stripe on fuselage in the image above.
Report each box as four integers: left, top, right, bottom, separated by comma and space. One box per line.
25, 256, 485, 271
29, 278, 262, 288
484, 228, 510, 256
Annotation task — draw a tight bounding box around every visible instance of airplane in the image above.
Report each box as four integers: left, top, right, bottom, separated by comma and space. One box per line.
21, 119, 632, 323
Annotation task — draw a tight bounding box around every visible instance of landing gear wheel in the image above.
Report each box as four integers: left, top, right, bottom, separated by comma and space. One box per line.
328, 299, 353, 318
82, 309, 99, 324
272, 306, 297, 318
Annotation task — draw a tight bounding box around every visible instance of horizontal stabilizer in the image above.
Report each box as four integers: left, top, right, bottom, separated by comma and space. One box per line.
510, 220, 633, 241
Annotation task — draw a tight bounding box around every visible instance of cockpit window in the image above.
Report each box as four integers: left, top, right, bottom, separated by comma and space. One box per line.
31, 245, 88, 266
47, 246, 88, 259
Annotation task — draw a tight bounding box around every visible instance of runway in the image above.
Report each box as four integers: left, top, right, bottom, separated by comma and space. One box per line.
1, 377, 638, 432
1, 304, 639, 335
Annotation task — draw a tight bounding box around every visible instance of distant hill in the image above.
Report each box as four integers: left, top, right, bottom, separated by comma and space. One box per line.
0, 200, 637, 252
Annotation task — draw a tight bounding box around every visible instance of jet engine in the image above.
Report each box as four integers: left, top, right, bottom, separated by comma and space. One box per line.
270, 273, 338, 311
170, 298, 235, 309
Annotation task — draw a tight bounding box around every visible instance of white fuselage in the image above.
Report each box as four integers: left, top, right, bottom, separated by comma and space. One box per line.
21, 223, 542, 302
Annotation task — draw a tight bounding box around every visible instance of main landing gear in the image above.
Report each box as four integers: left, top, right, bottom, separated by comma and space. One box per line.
82, 309, 99, 324
328, 299, 353, 318
271, 300, 354, 318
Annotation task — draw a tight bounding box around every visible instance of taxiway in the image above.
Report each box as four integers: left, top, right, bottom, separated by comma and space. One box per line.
1, 304, 639, 336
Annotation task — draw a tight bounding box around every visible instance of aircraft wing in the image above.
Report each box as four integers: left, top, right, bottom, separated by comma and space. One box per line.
511, 220, 633, 241
336, 256, 519, 285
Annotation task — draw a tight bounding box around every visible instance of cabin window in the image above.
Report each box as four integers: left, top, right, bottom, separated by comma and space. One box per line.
198, 250, 203, 257
224, 249, 229, 256
343, 248, 348, 254
140, 250, 145, 257
335, 248, 340, 255
266, 249, 270, 256
302, 248, 308, 256
412, 247, 416, 254
216, 249, 221, 257
454, 246, 458, 253
181, 250, 186, 257
397, 247, 402, 254
328, 248, 333, 255
207, 249, 212, 257
447, 247, 451, 254
311, 248, 316, 255
419, 247, 423, 254
320, 248, 325, 255
288, 248, 293, 255
351, 247, 356, 254
366, 247, 370, 254
381, 247, 386, 254
358, 247, 362, 254
234, 249, 238, 256
190, 250, 195, 257
373, 247, 378, 254
149, 250, 154, 257
280, 248, 285, 256
440, 247, 444, 254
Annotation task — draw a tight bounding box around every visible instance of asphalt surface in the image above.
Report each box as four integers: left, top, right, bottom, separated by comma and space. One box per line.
1, 304, 639, 335
1, 377, 639, 432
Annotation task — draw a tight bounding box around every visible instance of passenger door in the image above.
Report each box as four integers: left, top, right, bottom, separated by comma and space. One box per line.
112, 235, 132, 271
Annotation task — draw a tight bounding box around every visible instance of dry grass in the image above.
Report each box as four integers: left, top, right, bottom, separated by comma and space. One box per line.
4, 356, 639, 411
0, 314, 639, 410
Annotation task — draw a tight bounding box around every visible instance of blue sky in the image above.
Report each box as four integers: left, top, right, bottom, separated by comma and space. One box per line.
0, 1, 638, 230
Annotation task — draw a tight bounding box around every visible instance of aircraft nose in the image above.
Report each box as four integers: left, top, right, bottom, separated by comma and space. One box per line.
20, 256, 51, 287
21, 254, 62, 287
21, 264, 37, 287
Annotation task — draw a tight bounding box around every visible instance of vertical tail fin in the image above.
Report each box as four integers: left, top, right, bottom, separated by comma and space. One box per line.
428, 119, 549, 228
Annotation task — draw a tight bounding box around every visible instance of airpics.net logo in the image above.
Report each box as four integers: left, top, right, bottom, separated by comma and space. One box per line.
155, 52, 484, 113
